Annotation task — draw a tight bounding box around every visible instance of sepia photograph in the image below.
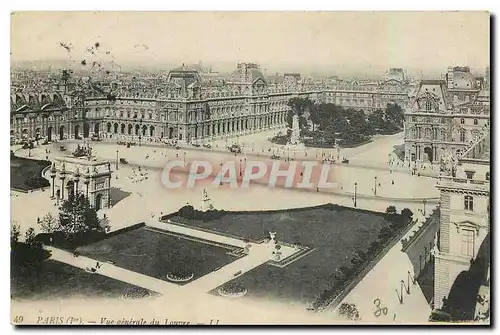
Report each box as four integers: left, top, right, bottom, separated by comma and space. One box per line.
9, 10, 490, 325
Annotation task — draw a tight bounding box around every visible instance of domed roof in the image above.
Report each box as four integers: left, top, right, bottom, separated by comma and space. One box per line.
451, 68, 477, 90
229, 63, 266, 84
384, 68, 407, 82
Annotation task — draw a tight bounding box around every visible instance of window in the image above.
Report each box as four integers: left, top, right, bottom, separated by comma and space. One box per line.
461, 229, 475, 257
411, 128, 417, 139
460, 118, 465, 124
465, 171, 475, 180
464, 195, 474, 211
474, 118, 478, 125
425, 99, 433, 111
440, 117, 445, 124
441, 129, 446, 141
460, 129, 466, 142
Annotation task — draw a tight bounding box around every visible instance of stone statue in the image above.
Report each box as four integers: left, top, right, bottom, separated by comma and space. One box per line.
200, 188, 214, 212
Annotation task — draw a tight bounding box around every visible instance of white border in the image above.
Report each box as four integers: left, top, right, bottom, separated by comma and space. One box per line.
3, 2, 496, 335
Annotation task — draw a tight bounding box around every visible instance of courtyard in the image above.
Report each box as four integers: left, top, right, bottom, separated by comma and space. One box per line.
76, 227, 240, 284
166, 204, 395, 306
11, 259, 154, 301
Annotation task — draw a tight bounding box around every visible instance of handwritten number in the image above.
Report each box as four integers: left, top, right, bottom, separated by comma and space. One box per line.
373, 299, 388, 317
13, 315, 24, 324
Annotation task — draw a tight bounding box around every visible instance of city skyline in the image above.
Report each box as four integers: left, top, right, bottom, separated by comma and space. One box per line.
11, 12, 490, 77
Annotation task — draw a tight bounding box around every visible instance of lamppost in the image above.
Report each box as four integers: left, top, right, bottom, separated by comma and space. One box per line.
354, 182, 358, 207
116, 149, 119, 170
183, 151, 186, 167
374, 176, 378, 196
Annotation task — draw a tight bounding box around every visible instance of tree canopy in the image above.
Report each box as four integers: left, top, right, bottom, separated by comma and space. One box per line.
58, 193, 101, 238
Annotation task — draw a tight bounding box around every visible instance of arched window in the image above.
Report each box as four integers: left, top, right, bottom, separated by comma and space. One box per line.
425, 128, 432, 139
441, 129, 446, 141
464, 195, 474, 211
460, 118, 465, 124
474, 118, 478, 125
460, 129, 466, 142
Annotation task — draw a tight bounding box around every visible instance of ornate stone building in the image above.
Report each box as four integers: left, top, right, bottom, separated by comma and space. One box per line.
11, 64, 413, 143
404, 66, 490, 164
48, 156, 113, 210
322, 68, 414, 111
433, 128, 490, 312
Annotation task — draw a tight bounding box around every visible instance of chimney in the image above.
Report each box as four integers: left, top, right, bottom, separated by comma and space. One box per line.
447, 66, 454, 89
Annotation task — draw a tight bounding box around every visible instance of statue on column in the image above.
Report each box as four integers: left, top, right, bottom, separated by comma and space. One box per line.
200, 188, 214, 212
440, 147, 458, 177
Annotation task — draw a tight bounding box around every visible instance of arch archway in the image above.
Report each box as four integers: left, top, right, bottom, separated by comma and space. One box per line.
95, 194, 103, 210
59, 125, 65, 140
128, 124, 133, 135
74, 125, 80, 139
135, 124, 140, 136
114, 123, 118, 134
150, 126, 155, 137
47, 126, 53, 142
142, 125, 147, 136
66, 180, 75, 199
35, 128, 41, 140
83, 123, 90, 138
94, 123, 100, 135
424, 147, 433, 163
168, 127, 174, 139
106, 122, 112, 133
120, 123, 125, 134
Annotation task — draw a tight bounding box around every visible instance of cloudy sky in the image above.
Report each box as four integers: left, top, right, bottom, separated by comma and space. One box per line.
11, 11, 490, 74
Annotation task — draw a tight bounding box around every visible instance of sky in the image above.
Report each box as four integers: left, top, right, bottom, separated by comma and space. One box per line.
10, 11, 490, 75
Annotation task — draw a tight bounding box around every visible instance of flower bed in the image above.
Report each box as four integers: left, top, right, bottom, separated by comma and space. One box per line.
120, 287, 152, 300
166, 271, 194, 283
218, 283, 248, 298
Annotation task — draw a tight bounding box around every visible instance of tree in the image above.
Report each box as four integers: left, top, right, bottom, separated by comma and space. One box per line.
401, 208, 414, 222
11, 223, 21, 247
58, 194, 101, 238
39, 212, 59, 234
386, 205, 397, 215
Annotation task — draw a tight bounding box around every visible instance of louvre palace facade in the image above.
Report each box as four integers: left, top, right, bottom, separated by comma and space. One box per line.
11, 64, 414, 144
403, 66, 490, 164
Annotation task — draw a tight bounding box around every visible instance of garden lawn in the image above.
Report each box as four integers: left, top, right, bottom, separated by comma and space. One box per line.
76, 227, 238, 284
10, 156, 50, 191
11, 259, 151, 301
175, 204, 393, 305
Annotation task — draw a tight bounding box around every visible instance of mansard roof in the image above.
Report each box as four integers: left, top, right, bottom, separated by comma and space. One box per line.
10, 91, 67, 113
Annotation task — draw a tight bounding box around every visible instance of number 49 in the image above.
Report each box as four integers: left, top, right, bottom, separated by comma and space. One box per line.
13, 315, 24, 324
